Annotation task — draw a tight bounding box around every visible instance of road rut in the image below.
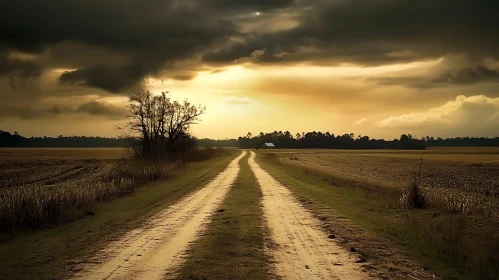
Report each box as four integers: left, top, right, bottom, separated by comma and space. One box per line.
74, 151, 246, 280
249, 151, 369, 280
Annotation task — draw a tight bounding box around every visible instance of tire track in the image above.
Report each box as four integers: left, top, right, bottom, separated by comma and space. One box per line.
248, 151, 369, 280
73, 151, 246, 280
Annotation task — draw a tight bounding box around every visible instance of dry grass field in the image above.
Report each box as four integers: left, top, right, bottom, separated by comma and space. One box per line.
0, 150, 238, 280
257, 148, 499, 279
0, 147, 228, 231
1, 147, 497, 279
0, 148, 130, 166
260, 148, 499, 217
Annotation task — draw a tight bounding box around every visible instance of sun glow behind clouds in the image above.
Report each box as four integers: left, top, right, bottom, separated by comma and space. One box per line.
134, 58, 448, 138
263, 59, 444, 78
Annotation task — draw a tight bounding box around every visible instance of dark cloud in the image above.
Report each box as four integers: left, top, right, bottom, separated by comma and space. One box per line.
370, 76, 435, 89
204, 0, 499, 65
76, 101, 126, 117
0, 0, 296, 92
47, 105, 63, 115
0, 1, 226, 52
59, 63, 147, 93
201, 0, 293, 11
371, 65, 499, 88
0, 101, 125, 120
0, 106, 62, 120
1, 1, 228, 92
171, 73, 197, 81
0, 53, 42, 78
433, 65, 499, 85
2, 0, 499, 95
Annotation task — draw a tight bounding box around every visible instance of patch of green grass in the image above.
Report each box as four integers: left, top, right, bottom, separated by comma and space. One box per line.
0, 151, 237, 280
176, 152, 271, 280
256, 154, 499, 280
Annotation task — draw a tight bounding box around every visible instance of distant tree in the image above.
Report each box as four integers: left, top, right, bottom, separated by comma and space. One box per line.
125, 88, 205, 159
247, 132, 252, 139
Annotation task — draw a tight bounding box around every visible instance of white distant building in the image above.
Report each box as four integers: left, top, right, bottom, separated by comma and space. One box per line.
261, 142, 276, 149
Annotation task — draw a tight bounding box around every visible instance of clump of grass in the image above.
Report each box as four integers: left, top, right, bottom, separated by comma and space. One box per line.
401, 180, 426, 209
401, 154, 427, 209
114, 159, 178, 182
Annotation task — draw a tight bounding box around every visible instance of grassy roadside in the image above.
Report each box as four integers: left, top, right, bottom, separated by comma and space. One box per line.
176, 152, 272, 280
0, 151, 237, 280
255, 152, 498, 280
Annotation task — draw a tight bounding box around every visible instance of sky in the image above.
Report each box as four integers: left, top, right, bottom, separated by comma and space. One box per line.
1, 0, 499, 139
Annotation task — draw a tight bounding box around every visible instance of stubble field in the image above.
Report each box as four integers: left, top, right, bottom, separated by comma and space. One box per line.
257, 147, 499, 279
1, 147, 498, 279
261, 148, 499, 217
0, 147, 225, 231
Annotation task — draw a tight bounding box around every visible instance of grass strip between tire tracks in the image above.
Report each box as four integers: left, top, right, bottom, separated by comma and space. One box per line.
176, 151, 272, 280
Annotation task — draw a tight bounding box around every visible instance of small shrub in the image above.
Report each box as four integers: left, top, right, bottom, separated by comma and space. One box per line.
401, 154, 426, 209
401, 179, 426, 209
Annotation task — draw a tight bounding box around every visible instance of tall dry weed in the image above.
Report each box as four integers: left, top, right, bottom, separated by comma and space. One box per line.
0, 159, 178, 231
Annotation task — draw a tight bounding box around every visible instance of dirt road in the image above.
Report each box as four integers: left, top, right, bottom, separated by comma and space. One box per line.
74, 151, 246, 280
249, 151, 368, 279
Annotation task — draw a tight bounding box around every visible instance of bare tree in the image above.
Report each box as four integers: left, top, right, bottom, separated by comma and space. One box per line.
125, 88, 205, 159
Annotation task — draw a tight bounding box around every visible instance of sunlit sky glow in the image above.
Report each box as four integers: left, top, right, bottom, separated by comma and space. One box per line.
1, 0, 499, 139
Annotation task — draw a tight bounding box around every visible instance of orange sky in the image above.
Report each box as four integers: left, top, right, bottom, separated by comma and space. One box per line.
1, 1, 499, 139
3, 57, 499, 139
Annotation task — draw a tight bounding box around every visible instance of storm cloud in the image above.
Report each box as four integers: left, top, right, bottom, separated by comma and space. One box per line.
205, 0, 499, 66
1, 0, 499, 138
0, 53, 42, 79
0, 101, 126, 120
0, 0, 296, 92
2, 0, 499, 92
59, 63, 147, 93
76, 101, 127, 117
434, 65, 499, 85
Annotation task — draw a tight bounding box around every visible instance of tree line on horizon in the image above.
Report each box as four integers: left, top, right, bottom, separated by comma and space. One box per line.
0, 131, 128, 148
1, 129, 499, 149
196, 131, 499, 149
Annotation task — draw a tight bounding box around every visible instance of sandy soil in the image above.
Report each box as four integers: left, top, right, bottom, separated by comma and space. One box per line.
73, 151, 246, 280
248, 151, 369, 279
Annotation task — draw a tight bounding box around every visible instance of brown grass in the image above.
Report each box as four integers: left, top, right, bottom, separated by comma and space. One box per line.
259, 150, 499, 279
0, 147, 229, 232
0, 159, 179, 231
263, 150, 499, 217
176, 152, 272, 279
0, 151, 238, 280
0, 148, 130, 166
